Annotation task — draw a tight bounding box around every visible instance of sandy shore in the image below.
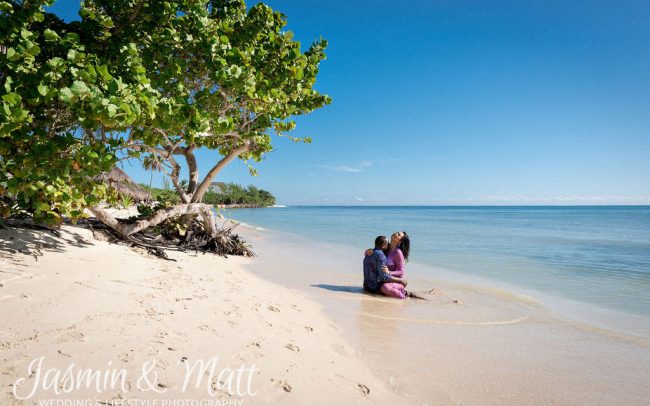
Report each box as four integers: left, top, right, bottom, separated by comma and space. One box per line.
237, 224, 650, 405
3, 215, 649, 405
0, 223, 404, 405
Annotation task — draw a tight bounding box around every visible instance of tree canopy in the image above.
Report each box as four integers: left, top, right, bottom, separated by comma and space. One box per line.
203, 182, 276, 207
0, 0, 329, 234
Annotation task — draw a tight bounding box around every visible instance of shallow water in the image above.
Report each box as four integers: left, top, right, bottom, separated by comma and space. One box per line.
233, 223, 650, 405
223, 206, 650, 334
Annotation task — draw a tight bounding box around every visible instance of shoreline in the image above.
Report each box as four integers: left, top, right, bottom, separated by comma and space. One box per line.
2, 214, 649, 404
232, 220, 650, 405
223, 207, 650, 339
0, 223, 404, 404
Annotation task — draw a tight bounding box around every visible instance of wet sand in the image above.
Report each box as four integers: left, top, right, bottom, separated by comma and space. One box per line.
239, 224, 650, 405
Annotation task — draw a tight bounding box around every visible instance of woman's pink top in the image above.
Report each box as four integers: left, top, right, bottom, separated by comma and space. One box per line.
386, 248, 405, 277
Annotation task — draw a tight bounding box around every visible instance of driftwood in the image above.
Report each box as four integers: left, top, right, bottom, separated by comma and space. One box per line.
82, 217, 255, 260
1, 217, 255, 261
90, 203, 218, 237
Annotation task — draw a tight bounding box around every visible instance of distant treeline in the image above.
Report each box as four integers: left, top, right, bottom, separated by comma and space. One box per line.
138, 182, 276, 207
204, 183, 276, 207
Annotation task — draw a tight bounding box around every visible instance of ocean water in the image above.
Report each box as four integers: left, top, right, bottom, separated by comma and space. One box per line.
222, 206, 650, 328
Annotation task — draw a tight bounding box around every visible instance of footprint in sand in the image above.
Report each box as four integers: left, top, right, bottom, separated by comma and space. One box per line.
155, 331, 169, 339
57, 349, 72, 358
158, 359, 171, 369
145, 346, 160, 356
223, 304, 241, 316
358, 383, 370, 396
284, 343, 300, 352
119, 352, 134, 362
270, 378, 292, 393
55, 329, 86, 344
145, 307, 165, 319
197, 324, 216, 333
304, 326, 314, 332
266, 305, 280, 312
210, 380, 236, 399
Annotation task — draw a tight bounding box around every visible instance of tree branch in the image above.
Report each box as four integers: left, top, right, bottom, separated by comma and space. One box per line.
191, 144, 250, 203
90, 203, 217, 237
183, 146, 199, 196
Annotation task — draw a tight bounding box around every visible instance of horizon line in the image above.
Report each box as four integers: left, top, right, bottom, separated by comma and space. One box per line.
273, 204, 650, 208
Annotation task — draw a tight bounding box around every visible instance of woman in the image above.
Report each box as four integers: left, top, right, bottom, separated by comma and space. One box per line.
380, 231, 410, 299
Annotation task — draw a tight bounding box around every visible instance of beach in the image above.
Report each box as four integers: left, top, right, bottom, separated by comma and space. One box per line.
230, 206, 650, 405
1, 208, 649, 405
0, 222, 403, 405
2, 0, 648, 404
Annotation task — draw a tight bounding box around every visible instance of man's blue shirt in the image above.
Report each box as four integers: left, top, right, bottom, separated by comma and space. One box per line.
363, 248, 390, 293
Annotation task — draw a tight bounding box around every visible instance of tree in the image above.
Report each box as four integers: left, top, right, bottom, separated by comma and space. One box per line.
202, 182, 276, 207
0, 0, 329, 239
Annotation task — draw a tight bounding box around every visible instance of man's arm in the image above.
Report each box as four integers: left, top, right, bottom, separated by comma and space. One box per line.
376, 256, 407, 286
387, 275, 408, 286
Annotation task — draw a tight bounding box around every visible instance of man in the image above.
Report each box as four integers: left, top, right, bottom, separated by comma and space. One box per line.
363, 235, 408, 293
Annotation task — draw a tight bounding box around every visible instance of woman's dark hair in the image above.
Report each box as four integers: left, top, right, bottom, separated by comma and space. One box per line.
398, 231, 410, 261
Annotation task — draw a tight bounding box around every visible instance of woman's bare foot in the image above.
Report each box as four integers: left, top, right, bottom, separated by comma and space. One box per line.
407, 290, 427, 300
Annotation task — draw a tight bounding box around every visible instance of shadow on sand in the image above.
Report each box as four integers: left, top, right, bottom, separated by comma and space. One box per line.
311, 284, 367, 294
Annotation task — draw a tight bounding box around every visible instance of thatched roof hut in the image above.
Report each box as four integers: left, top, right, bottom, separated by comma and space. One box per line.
96, 167, 151, 202
209, 181, 226, 192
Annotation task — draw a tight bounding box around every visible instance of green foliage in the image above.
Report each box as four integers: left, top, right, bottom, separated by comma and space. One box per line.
118, 193, 133, 209
1, 0, 329, 225
136, 202, 155, 218
138, 183, 180, 205
0, 0, 135, 223
203, 182, 276, 207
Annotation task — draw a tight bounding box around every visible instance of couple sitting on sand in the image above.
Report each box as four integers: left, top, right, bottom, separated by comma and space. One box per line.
363, 231, 419, 299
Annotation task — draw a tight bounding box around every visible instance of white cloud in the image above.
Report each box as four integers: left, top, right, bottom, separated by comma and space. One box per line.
319, 161, 372, 173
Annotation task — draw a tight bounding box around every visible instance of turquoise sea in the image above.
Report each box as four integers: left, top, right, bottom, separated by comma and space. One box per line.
223, 206, 650, 333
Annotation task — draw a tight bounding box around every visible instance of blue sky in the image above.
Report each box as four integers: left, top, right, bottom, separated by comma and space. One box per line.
49, 1, 650, 205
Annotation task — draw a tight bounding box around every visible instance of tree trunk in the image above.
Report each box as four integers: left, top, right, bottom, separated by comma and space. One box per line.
179, 147, 200, 226
191, 144, 249, 203
90, 203, 217, 238
184, 147, 199, 196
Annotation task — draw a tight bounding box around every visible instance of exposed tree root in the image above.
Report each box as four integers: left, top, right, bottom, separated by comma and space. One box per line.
82, 217, 255, 260
1, 217, 255, 261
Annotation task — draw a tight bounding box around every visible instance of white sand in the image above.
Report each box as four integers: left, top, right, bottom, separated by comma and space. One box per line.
0, 224, 405, 405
